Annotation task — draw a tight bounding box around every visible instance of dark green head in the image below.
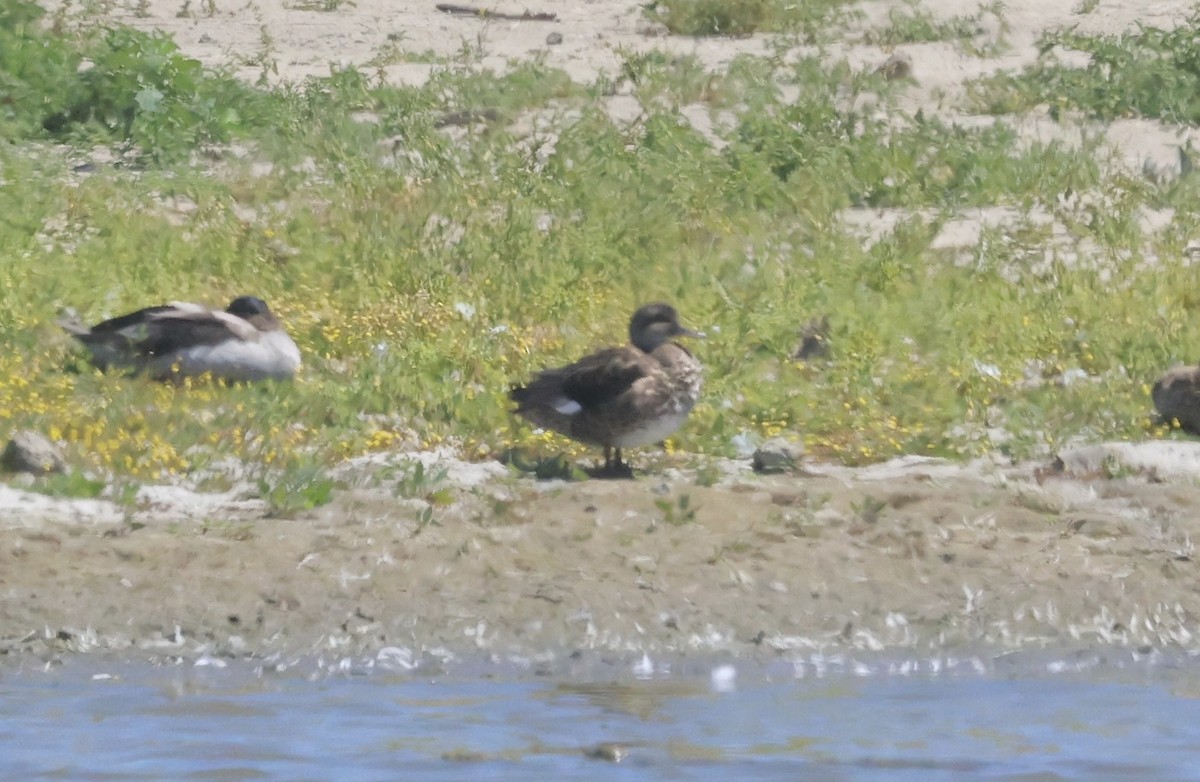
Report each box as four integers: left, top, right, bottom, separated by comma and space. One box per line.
225, 296, 272, 318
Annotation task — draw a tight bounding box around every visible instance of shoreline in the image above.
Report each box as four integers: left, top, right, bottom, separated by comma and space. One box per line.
4, 443, 1200, 669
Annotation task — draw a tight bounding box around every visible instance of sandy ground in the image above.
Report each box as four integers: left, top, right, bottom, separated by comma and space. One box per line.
7, 0, 1200, 671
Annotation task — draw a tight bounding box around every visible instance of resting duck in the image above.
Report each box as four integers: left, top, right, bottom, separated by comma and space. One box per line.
510, 302, 704, 477
59, 295, 301, 382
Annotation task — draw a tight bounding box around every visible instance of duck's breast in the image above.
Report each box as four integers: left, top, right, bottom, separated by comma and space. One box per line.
610, 407, 692, 448
153, 331, 301, 381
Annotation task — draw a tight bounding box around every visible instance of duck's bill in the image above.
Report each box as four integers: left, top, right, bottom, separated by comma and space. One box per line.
676, 326, 706, 339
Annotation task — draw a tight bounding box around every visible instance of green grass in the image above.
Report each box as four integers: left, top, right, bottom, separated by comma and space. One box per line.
1, 4, 266, 163
257, 457, 337, 516
859, 1, 1009, 57
863, 1, 992, 47
643, 0, 856, 39
969, 10, 1200, 123
0, 0, 1194, 495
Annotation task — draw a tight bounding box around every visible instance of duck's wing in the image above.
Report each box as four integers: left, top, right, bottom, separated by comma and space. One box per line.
558, 347, 655, 407
63, 305, 175, 338
150, 305, 260, 341
60, 305, 179, 371
510, 347, 654, 436
508, 347, 654, 415
127, 307, 258, 357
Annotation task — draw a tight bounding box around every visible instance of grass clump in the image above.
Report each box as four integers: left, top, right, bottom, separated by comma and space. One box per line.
257, 458, 337, 516
643, 0, 854, 39
34, 471, 107, 499
645, 0, 774, 36
721, 58, 1099, 211
970, 11, 1200, 122
863, 1, 1007, 52
1, 0, 265, 162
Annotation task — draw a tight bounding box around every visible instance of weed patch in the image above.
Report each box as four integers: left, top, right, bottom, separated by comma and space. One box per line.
2, 1, 266, 162
257, 459, 336, 516
643, 0, 855, 39
970, 12, 1200, 122
863, 1, 998, 47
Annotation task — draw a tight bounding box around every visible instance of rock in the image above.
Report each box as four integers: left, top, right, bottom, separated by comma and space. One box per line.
546, 31, 563, 45
2, 430, 67, 475
1153, 364, 1200, 433
1055, 441, 1200, 483
875, 51, 912, 81
1065, 516, 1130, 539
584, 743, 629, 763
752, 438, 803, 474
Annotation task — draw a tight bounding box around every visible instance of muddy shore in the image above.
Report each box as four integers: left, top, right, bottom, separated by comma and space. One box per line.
4, 443, 1200, 672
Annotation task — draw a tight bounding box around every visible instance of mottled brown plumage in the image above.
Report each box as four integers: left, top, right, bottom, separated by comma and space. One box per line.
510, 303, 703, 477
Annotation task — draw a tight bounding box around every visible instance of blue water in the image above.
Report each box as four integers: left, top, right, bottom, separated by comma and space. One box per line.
4, 657, 1200, 780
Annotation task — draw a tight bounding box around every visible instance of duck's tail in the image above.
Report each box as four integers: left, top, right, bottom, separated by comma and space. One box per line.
56, 308, 92, 337
57, 309, 141, 373
509, 372, 580, 434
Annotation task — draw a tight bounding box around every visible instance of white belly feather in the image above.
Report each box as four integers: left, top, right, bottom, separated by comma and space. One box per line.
152, 331, 301, 381
612, 408, 692, 448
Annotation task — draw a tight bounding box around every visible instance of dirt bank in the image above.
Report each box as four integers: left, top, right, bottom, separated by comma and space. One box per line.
4, 445, 1200, 671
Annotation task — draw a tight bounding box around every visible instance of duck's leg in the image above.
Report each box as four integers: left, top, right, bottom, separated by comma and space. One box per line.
590, 446, 634, 479
608, 448, 634, 479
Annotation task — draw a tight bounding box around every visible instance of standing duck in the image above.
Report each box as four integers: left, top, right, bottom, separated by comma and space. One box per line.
510, 302, 703, 477
60, 295, 301, 382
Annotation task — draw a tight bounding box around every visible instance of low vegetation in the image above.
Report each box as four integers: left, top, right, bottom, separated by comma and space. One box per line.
862, 0, 1006, 51
642, 0, 855, 39
969, 8, 1200, 123
0, 0, 1195, 500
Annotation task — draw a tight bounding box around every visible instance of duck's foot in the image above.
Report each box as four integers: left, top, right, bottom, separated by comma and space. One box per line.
587, 461, 635, 480
587, 447, 635, 480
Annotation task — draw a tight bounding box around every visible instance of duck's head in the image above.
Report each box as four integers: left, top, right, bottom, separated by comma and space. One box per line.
226, 296, 272, 318
226, 296, 282, 331
629, 302, 703, 352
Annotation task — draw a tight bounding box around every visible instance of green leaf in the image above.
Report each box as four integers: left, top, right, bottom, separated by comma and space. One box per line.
134, 86, 164, 113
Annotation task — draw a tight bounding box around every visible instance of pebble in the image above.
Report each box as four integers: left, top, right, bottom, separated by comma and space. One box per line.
752, 438, 803, 474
